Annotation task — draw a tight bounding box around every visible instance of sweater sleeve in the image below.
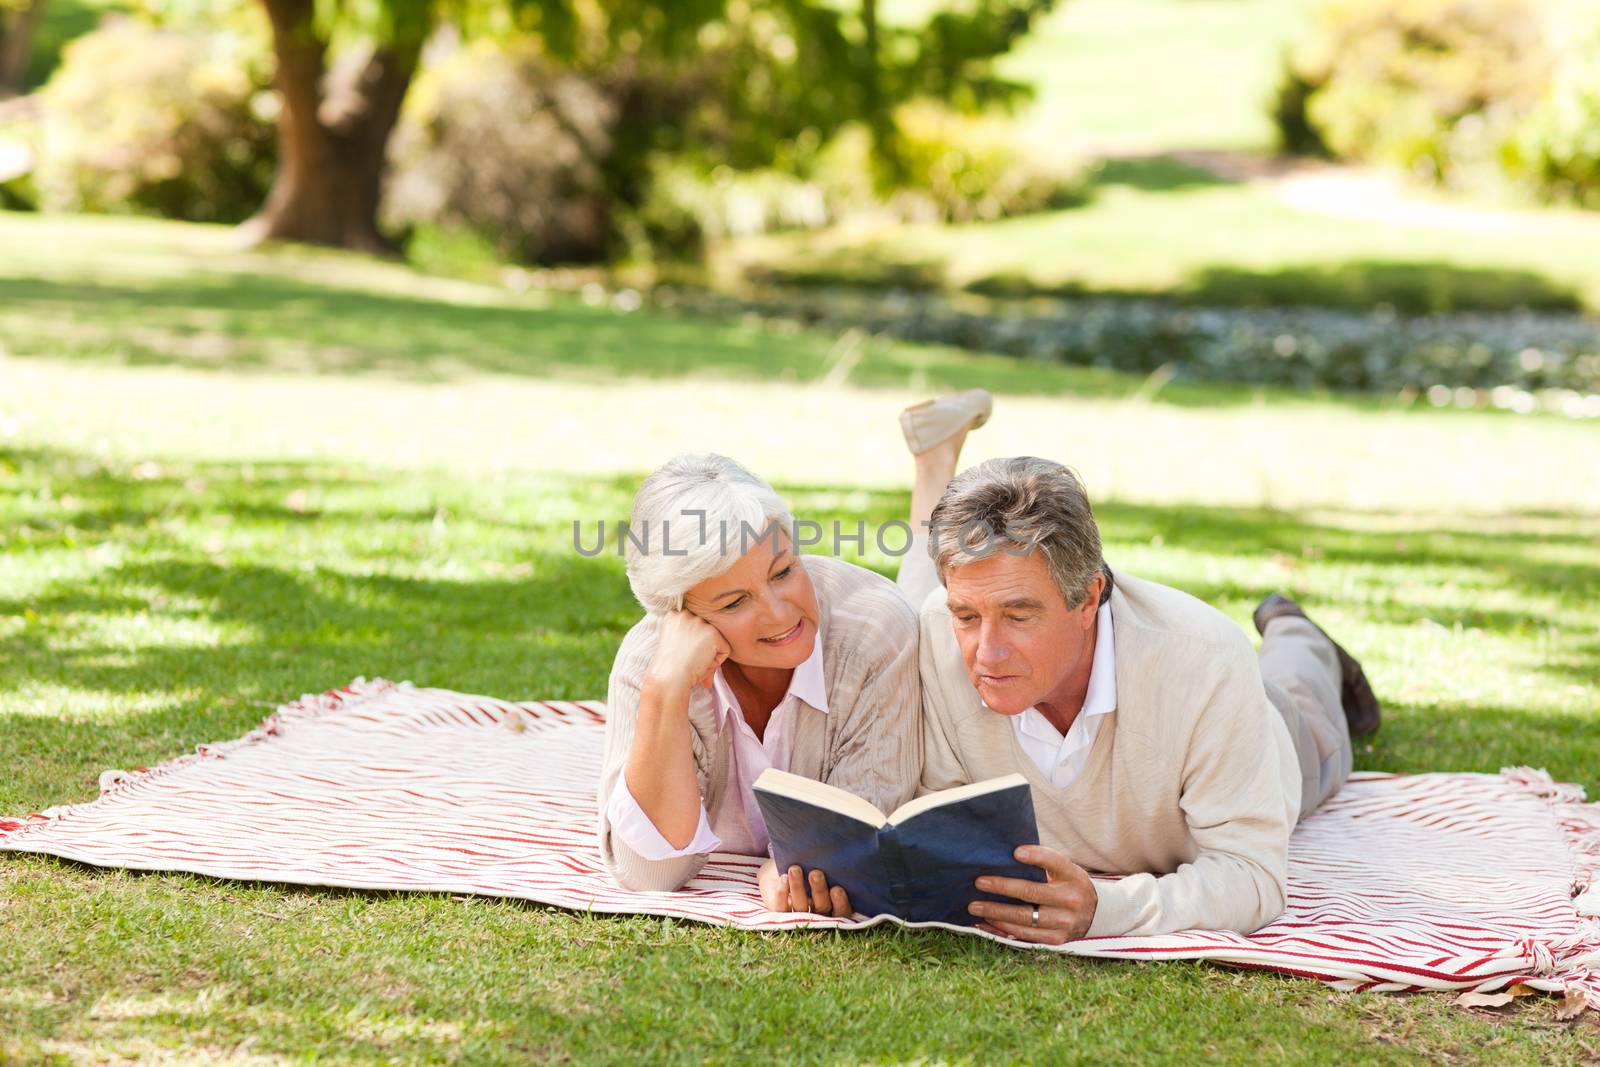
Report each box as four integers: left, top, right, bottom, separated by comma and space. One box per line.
917, 599, 975, 796
595, 628, 715, 893
1086, 636, 1297, 937
820, 590, 923, 815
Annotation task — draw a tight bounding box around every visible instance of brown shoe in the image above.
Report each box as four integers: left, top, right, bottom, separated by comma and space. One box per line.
1254, 593, 1381, 737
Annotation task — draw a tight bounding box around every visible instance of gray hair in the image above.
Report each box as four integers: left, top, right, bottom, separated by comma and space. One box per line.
929, 456, 1107, 608
624, 453, 794, 615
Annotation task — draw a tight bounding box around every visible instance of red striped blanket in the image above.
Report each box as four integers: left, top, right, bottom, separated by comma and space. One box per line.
4, 678, 1597, 1004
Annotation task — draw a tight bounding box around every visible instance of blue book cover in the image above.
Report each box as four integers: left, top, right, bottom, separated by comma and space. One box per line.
753, 770, 1047, 925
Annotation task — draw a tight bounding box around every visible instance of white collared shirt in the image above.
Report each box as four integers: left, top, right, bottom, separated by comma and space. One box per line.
1010, 600, 1116, 791
605, 629, 829, 860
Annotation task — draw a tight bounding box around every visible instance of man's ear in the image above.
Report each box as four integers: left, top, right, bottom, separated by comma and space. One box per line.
1078, 573, 1105, 626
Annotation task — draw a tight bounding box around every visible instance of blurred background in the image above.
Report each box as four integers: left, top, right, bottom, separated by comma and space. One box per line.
5, 3, 1600, 1060
3, 0, 1600, 415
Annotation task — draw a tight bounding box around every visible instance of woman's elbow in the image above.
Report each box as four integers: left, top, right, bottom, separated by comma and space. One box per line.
603, 842, 705, 893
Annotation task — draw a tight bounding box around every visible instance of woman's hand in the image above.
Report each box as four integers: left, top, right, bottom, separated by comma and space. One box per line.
966, 845, 1098, 944
646, 610, 731, 693
758, 858, 853, 916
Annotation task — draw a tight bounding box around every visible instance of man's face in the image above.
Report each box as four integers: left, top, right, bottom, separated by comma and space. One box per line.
943, 549, 1099, 715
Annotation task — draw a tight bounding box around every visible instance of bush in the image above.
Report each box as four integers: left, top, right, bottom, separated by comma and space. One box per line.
1272, 0, 1551, 190
385, 41, 622, 265
635, 103, 1082, 255
1503, 13, 1600, 208
33, 17, 275, 223
841, 103, 1084, 225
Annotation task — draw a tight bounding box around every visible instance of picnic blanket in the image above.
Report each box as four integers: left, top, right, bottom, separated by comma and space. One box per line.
4, 678, 1597, 1004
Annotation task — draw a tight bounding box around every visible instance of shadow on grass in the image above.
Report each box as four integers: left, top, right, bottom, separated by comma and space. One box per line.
2, 446, 1596, 811
1087, 155, 1238, 194
0, 272, 833, 383
0, 269, 1166, 401
1183, 262, 1582, 314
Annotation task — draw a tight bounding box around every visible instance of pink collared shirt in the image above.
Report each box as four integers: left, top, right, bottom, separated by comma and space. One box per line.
1009, 600, 1116, 790
604, 632, 830, 860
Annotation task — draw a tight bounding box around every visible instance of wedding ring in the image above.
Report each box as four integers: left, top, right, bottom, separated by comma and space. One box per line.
1030, 905, 1041, 927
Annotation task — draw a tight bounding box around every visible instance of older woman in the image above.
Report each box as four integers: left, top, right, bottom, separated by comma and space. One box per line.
595, 453, 922, 912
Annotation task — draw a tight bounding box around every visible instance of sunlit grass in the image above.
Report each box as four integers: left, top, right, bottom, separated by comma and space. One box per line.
2, 214, 1597, 1064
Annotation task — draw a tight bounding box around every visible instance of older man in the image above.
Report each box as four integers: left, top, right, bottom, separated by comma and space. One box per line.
908, 456, 1380, 943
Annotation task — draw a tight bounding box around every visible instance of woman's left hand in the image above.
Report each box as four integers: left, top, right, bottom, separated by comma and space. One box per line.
757, 858, 853, 916
966, 845, 1098, 944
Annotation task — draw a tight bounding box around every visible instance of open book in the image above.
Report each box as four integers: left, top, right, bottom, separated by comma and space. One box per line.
752, 769, 1046, 925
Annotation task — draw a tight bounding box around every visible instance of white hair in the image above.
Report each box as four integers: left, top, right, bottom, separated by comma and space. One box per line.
624, 453, 794, 615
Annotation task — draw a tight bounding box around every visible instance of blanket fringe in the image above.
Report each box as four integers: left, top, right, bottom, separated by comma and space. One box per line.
1499, 766, 1600, 1008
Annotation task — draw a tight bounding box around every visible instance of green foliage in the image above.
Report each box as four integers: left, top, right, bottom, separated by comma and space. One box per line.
12, 0, 127, 94
1502, 14, 1600, 208
1268, 53, 1329, 158
386, 0, 1060, 265
636, 102, 1083, 255
386, 40, 621, 264
32, 17, 275, 222
1275, 0, 1600, 206
1275, 0, 1550, 188
2, 209, 1599, 1067
872, 101, 1081, 222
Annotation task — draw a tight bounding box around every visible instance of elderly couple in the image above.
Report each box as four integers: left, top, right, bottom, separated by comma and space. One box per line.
594, 390, 1381, 942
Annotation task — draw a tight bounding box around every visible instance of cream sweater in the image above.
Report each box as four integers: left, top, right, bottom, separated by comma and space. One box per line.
598, 555, 923, 892
918, 571, 1301, 937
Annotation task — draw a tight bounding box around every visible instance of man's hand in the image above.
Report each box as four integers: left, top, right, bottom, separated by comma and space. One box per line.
966, 845, 1097, 944
757, 858, 853, 917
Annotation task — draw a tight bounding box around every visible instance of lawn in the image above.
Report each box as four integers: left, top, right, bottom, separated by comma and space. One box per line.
3, 211, 1599, 1064
722, 156, 1600, 313
717, 0, 1600, 314
885, 0, 1310, 154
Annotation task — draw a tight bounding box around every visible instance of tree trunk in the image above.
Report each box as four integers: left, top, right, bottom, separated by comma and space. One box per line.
238, 0, 424, 254
0, 0, 48, 99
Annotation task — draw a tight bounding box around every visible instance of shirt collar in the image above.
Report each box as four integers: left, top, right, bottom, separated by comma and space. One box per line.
1080, 599, 1116, 719
710, 621, 829, 721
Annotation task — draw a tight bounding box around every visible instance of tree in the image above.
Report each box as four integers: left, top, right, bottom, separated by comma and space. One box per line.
0, 0, 48, 98
238, 0, 1054, 255
236, 0, 430, 252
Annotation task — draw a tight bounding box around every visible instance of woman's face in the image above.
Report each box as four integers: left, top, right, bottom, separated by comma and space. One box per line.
681, 531, 819, 671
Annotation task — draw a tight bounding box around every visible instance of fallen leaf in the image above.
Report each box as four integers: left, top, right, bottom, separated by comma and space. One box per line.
1506, 983, 1539, 997
1556, 989, 1590, 1021
1454, 991, 1515, 1010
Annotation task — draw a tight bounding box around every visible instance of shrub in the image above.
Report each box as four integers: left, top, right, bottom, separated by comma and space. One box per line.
841, 102, 1084, 225
1502, 12, 1600, 208
635, 103, 1083, 255
33, 17, 275, 223
385, 41, 622, 265
1272, 0, 1551, 190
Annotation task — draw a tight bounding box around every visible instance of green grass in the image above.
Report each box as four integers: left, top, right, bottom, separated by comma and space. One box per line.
715, 0, 1600, 312
3, 213, 1600, 1064
726, 156, 1600, 313
881, 0, 1309, 153
996, 0, 1311, 153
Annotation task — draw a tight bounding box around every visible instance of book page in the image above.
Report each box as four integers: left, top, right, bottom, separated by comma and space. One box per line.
752, 768, 888, 829
886, 774, 1030, 825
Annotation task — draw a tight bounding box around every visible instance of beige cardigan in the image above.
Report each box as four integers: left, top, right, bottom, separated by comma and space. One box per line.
598, 554, 923, 891
918, 570, 1300, 937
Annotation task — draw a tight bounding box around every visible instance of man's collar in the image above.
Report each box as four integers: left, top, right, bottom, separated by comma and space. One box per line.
1080, 599, 1116, 719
